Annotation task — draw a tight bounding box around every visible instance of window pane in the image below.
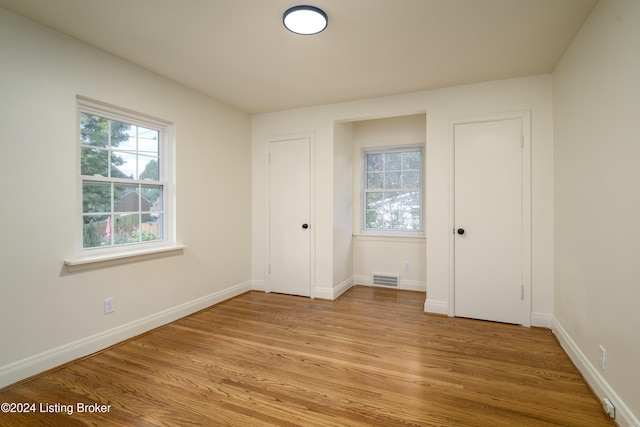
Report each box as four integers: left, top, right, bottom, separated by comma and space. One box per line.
82, 181, 111, 213
363, 148, 422, 232
366, 209, 383, 229
154, 213, 164, 240
367, 193, 395, 229
402, 191, 421, 209
141, 185, 163, 211
400, 193, 420, 229
139, 156, 159, 181
114, 185, 139, 212
138, 127, 159, 156
403, 170, 421, 189
112, 151, 136, 179
384, 172, 401, 189
383, 191, 402, 210
367, 153, 383, 171
141, 212, 162, 242
404, 209, 420, 230
384, 152, 402, 171
402, 151, 421, 170
366, 192, 383, 209
364, 190, 422, 231
380, 192, 398, 229
81, 147, 109, 177
79, 103, 167, 250
114, 213, 140, 244
111, 120, 134, 150
367, 172, 383, 189
80, 113, 108, 148
83, 214, 112, 248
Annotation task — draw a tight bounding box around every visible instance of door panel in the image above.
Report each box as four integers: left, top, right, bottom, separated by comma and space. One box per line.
268, 138, 311, 297
454, 118, 523, 324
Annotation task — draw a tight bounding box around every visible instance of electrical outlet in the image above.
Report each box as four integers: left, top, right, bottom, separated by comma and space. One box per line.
404, 261, 411, 271
599, 345, 606, 370
602, 398, 615, 419
104, 297, 114, 314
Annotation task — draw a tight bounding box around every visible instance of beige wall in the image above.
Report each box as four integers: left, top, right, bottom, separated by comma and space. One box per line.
553, 0, 640, 424
0, 9, 252, 387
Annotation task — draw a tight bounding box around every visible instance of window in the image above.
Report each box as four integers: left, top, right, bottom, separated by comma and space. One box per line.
363, 146, 423, 233
78, 99, 172, 251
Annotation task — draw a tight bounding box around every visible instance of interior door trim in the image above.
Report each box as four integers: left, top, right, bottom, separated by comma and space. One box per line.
264, 133, 316, 298
448, 111, 531, 326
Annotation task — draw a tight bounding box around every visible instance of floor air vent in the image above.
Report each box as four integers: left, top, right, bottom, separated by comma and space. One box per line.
372, 273, 399, 287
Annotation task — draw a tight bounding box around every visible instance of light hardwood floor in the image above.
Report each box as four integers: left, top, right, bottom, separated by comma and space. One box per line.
1, 286, 613, 426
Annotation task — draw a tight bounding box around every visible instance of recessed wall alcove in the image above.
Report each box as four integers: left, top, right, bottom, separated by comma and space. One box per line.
333, 113, 427, 292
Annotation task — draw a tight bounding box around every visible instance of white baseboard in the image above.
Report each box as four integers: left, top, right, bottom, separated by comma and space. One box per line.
424, 299, 449, 315
315, 277, 354, 300
421, 306, 553, 325
313, 286, 335, 299
531, 312, 553, 328
552, 318, 639, 427
332, 277, 354, 299
398, 279, 427, 292
353, 275, 369, 285
251, 279, 265, 292
0, 280, 252, 390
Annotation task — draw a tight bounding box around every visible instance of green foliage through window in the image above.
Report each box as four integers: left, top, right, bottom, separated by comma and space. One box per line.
79, 105, 165, 249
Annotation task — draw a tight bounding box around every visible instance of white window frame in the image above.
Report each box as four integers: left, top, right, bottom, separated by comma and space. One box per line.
68, 98, 178, 267
362, 144, 424, 236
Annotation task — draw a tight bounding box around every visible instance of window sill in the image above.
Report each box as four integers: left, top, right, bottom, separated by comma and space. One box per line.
353, 234, 425, 243
64, 245, 186, 273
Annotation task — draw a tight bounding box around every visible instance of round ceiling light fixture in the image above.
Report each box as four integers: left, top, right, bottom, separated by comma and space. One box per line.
283, 5, 328, 35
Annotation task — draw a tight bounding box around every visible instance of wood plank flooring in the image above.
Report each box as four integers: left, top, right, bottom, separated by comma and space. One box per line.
0, 286, 613, 426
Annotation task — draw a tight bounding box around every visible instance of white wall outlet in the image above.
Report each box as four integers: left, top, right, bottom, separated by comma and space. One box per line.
599, 345, 606, 370
602, 398, 615, 419
404, 261, 411, 271
104, 297, 114, 314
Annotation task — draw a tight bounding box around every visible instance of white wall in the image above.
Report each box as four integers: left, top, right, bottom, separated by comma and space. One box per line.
252, 75, 554, 315
553, 0, 640, 424
0, 9, 252, 387
4, 4, 635, 421
333, 122, 354, 290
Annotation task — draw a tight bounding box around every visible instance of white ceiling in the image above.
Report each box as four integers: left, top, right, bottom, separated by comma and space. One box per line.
0, 0, 597, 114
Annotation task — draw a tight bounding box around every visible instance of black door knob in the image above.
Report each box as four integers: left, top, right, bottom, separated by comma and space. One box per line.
302, 224, 309, 229
457, 228, 465, 235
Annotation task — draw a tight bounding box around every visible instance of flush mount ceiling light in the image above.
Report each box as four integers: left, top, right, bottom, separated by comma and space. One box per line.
283, 5, 328, 35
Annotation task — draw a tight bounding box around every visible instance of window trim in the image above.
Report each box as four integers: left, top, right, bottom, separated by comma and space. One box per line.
361, 144, 425, 236
66, 97, 178, 269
